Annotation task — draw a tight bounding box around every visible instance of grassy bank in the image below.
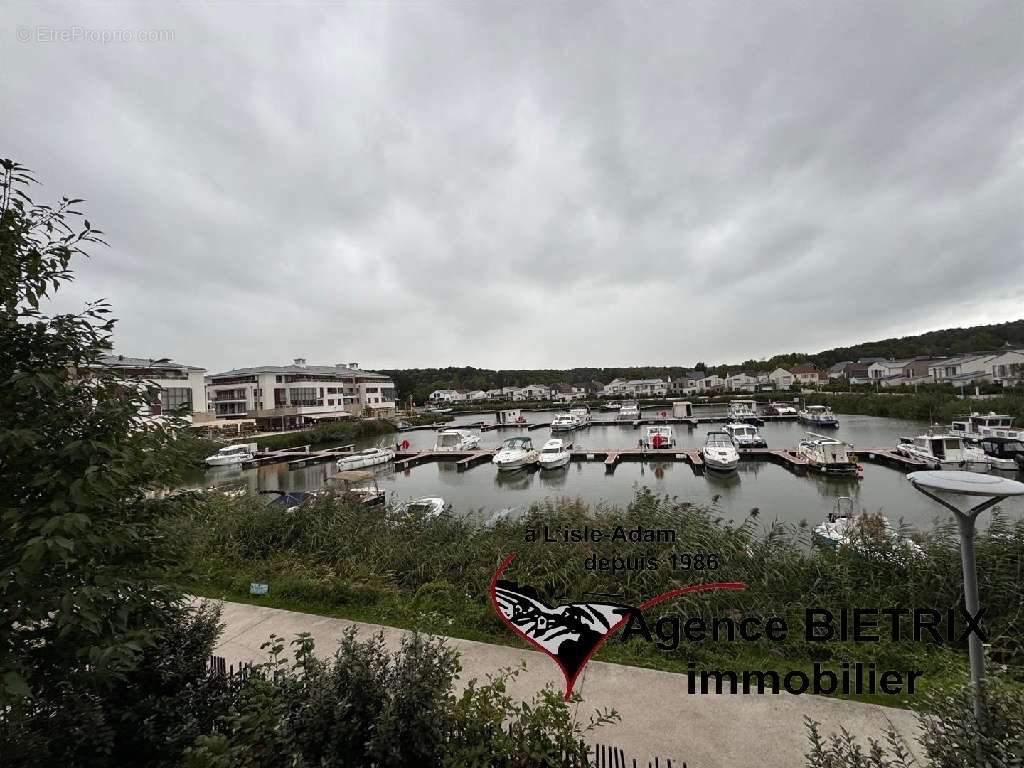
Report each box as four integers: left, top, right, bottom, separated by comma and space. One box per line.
253, 418, 396, 451
401, 413, 455, 427
164, 490, 1024, 708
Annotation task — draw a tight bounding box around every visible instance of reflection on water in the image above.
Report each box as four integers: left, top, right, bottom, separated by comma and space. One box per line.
187, 411, 1024, 531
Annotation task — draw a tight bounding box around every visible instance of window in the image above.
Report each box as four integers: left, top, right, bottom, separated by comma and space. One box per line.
365, 387, 379, 394
288, 387, 318, 406
328, 399, 335, 406
160, 387, 193, 413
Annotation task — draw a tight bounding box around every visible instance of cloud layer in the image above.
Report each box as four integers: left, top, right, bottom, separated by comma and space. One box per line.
4, 1, 1022, 372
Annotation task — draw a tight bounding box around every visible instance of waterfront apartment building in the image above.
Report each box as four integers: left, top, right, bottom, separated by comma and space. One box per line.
205, 359, 396, 430
96, 354, 207, 419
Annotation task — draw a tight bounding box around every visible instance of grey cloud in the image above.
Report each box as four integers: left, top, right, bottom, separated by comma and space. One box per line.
2, 0, 1021, 372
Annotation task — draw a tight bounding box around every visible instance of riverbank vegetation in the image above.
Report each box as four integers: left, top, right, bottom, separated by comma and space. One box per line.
250, 418, 396, 451
164, 489, 1024, 707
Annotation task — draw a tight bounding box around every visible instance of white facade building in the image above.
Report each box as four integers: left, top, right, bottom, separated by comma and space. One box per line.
429, 389, 465, 402
96, 354, 207, 419
987, 350, 1024, 386
206, 359, 396, 429
696, 374, 725, 392
928, 355, 996, 385
767, 368, 794, 389
726, 373, 758, 392
514, 384, 551, 401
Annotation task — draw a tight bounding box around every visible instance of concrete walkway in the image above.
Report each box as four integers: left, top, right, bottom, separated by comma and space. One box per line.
203, 599, 921, 768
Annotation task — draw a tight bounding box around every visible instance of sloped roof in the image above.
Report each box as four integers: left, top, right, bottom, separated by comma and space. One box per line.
98, 354, 205, 372
209, 363, 390, 380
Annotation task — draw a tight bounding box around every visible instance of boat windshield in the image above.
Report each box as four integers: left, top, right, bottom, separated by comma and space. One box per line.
542, 447, 561, 454
706, 434, 733, 447
221, 445, 250, 454
504, 437, 532, 450
437, 433, 460, 447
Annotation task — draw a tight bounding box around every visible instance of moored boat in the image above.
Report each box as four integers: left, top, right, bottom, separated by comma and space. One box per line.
432, 429, 481, 451
765, 402, 798, 417
550, 413, 578, 432
569, 405, 592, 427
642, 425, 676, 449
728, 399, 764, 426
976, 436, 1024, 472
798, 404, 839, 428
617, 401, 640, 421
492, 436, 539, 471
813, 497, 921, 556
204, 443, 256, 467
700, 431, 740, 472
537, 438, 571, 470
399, 496, 448, 517
797, 433, 858, 474
336, 446, 395, 470
895, 430, 990, 472
948, 412, 1021, 442
328, 469, 386, 506
723, 422, 767, 448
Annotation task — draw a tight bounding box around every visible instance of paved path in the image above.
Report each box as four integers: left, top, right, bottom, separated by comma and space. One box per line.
203, 599, 921, 768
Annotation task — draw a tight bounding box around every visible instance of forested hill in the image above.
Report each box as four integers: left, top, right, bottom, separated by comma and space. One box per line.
381, 319, 1024, 401
803, 319, 1024, 368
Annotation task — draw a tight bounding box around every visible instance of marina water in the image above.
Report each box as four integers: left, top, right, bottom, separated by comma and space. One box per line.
193, 410, 1024, 531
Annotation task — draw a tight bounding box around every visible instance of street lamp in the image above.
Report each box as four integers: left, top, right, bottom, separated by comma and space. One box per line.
907, 470, 1024, 720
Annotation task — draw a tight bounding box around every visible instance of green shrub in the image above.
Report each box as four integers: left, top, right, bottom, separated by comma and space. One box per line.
805, 676, 1024, 767
181, 630, 616, 768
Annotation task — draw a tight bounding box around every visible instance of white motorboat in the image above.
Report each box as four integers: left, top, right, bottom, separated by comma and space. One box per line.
642, 425, 676, 449
204, 443, 256, 467
399, 497, 447, 517
766, 402, 798, 417
896, 431, 990, 472
728, 400, 764, 426
537, 438, 571, 470
602, 401, 622, 412
948, 412, 1021, 442
700, 431, 740, 472
617, 401, 640, 421
797, 433, 858, 474
336, 446, 395, 470
432, 429, 481, 451
569, 405, 591, 427
492, 436, 539, 471
813, 497, 921, 555
976, 437, 1024, 472
723, 422, 767, 448
798, 404, 839, 428
328, 470, 386, 506
550, 413, 578, 432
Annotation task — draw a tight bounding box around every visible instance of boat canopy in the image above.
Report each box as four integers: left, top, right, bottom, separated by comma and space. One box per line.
503, 437, 533, 449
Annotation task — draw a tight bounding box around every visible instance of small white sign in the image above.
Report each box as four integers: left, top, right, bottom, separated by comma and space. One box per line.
249, 582, 269, 595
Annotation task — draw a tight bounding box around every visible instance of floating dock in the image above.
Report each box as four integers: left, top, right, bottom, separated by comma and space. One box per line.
381, 446, 927, 476
246, 443, 929, 476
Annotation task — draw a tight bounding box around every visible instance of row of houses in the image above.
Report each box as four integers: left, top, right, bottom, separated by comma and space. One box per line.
98, 355, 398, 431
430, 350, 1024, 403
817, 351, 1024, 388
430, 382, 597, 403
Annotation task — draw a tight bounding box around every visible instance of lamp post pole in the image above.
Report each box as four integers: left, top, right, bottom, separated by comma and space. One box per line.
910, 484, 1004, 721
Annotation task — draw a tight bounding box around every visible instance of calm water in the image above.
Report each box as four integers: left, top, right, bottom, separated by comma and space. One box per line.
193, 409, 1024, 531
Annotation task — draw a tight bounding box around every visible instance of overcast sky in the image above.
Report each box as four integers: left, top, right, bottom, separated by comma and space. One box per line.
4, 2, 1022, 373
